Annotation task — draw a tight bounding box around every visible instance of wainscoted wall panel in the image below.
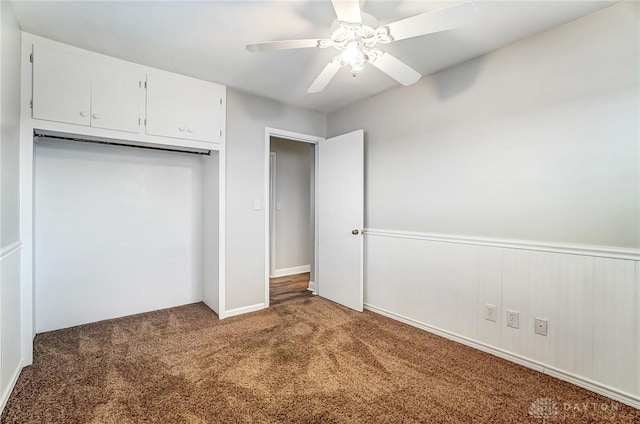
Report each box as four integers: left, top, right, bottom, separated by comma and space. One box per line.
476, 247, 502, 347
592, 258, 638, 395
0, 244, 22, 412
364, 231, 639, 406
548, 253, 594, 382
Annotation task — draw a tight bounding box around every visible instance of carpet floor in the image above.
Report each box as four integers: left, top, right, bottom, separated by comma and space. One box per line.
1, 297, 638, 423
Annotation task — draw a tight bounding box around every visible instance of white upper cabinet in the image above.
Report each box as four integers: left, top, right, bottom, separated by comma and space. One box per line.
32, 45, 92, 126
32, 44, 142, 134
146, 73, 223, 143
91, 63, 143, 134
29, 39, 226, 148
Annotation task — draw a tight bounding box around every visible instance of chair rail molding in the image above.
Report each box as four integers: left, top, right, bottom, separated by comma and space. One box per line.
364, 228, 640, 261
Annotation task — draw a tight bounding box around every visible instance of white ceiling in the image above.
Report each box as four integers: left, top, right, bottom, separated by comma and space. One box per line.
11, 0, 617, 113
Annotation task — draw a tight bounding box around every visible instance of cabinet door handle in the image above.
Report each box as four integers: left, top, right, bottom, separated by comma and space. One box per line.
187, 128, 193, 133
80, 111, 88, 117
92, 113, 99, 119
179, 127, 185, 132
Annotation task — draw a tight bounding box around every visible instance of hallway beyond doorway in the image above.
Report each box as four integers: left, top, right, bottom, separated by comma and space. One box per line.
270, 272, 312, 305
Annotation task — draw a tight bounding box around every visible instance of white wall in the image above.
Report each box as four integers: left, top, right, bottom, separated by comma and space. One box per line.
0, 0, 24, 413
329, 2, 640, 407
328, 2, 639, 249
34, 140, 204, 332
1, 2, 21, 248
270, 137, 312, 274
225, 88, 325, 312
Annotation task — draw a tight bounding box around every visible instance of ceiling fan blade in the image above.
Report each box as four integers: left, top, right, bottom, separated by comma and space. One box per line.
308, 60, 342, 93
245, 39, 323, 52
384, 1, 478, 42
370, 52, 421, 86
331, 0, 362, 23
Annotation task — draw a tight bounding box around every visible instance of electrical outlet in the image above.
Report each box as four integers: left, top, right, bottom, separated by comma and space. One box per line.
506, 310, 519, 329
485, 304, 497, 322
534, 318, 548, 336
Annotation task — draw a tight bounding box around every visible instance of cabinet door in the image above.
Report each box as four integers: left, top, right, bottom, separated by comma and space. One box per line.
92, 64, 143, 133
32, 45, 92, 126
146, 73, 222, 143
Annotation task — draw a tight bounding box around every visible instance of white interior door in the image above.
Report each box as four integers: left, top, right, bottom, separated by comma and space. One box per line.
318, 130, 364, 311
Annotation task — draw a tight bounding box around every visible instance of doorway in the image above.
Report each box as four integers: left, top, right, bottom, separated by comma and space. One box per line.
264, 127, 364, 312
264, 128, 322, 308
268, 136, 315, 305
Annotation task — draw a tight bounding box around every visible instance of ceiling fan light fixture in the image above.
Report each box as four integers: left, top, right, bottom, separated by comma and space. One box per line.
373, 26, 393, 44
246, 0, 478, 93
350, 61, 365, 74
341, 41, 367, 72
317, 39, 334, 49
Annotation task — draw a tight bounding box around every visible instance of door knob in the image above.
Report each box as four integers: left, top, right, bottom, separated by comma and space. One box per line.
352, 229, 360, 235
92, 113, 99, 119
80, 111, 88, 117
179, 127, 185, 132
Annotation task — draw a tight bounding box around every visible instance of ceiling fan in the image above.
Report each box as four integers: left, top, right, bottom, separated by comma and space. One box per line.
246, 0, 478, 93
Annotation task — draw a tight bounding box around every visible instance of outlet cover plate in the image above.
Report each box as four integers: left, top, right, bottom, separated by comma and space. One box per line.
534, 318, 548, 336
507, 310, 519, 329
485, 304, 497, 322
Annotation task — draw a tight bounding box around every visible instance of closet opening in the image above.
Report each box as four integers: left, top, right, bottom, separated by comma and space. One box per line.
33, 132, 221, 332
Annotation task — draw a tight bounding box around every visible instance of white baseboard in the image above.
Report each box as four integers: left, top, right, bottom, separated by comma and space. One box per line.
0, 361, 24, 415
223, 303, 265, 319
364, 303, 640, 410
308, 280, 316, 294
271, 264, 310, 278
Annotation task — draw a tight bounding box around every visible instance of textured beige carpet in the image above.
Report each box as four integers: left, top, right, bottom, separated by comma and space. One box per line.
2, 297, 638, 423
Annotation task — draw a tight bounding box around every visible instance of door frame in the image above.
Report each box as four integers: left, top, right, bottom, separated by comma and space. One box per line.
269, 152, 277, 277
264, 127, 324, 308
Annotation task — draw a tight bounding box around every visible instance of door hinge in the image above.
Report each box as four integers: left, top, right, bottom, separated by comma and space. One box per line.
144, 81, 147, 89
144, 118, 147, 125
139, 81, 142, 88
30, 100, 33, 109
219, 130, 222, 137
138, 117, 141, 125
220, 98, 222, 105
29, 53, 33, 63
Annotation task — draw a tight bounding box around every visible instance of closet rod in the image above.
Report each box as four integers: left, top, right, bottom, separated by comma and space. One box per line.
34, 133, 211, 156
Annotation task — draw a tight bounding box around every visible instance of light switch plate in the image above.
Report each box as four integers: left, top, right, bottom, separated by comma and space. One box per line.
485, 304, 497, 322
253, 199, 261, 211
534, 318, 548, 336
